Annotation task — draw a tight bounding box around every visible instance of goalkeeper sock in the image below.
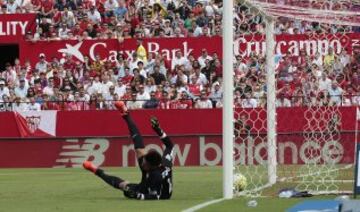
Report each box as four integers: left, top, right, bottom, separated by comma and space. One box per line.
95, 169, 124, 190
122, 114, 144, 149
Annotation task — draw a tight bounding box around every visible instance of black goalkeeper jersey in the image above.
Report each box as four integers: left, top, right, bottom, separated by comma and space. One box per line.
138, 165, 173, 200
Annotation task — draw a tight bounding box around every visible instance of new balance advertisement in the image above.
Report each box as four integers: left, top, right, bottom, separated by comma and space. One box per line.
0, 108, 357, 167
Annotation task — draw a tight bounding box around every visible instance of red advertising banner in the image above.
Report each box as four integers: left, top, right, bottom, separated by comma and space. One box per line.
0, 107, 356, 138
0, 134, 355, 168
19, 36, 222, 66
0, 14, 36, 43
18, 33, 360, 65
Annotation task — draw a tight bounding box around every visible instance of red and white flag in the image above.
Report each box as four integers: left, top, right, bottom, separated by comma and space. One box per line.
14, 111, 57, 137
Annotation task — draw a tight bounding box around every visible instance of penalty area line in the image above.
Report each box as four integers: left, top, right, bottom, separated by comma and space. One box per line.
182, 198, 225, 212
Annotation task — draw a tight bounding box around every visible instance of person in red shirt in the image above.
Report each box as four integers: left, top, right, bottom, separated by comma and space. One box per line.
121, 67, 133, 85
95, 0, 105, 15
177, 91, 193, 109
192, 2, 203, 16
81, 0, 92, 10
42, 94, 60, 110
188, 76, 202, 97
121, 86, 132, 101
72, 23, 83, 36
52, 71, 62, 88
79, 14, 91, 30
40, 0, 54, 18
63, 54, 76, 71
52, 7, 62, 26
158, 91, 171, 109
31, 0, 42, 12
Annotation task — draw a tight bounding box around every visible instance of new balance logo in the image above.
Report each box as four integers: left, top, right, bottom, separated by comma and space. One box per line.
53, 138, 110, 168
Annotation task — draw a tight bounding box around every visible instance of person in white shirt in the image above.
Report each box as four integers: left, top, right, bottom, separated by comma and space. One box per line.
58, 23, 71, 39
114, 78, 126, 98
127, 93, 143, 109
327, 81, 343, 106
14, 79, 28, 99
204, 1, 219, 17
62, 8, 76, 27
43, 77, 55, 96
318, 73, 331, 91
104, 0, 118, 16
171, 51, 188, 71
195, 92, 213, 109
209, 82, 223, 105
12, 97, 27, 112
171, 69, 188, 85
0, 81, 10, 98
101, 74, 114, 96
190, 66, 208, 86
137, 61, 148, 78
197, 49, 213, 68
136, 85, 150, 106
35, 53, 48, 73
129, 53, 142, 74
6, 0, 19, 13
339, 49, 350, 67
27, 97, 41, 111
87, 6, 101, 24
87, 76, 103, 95
241, 92, 258, 108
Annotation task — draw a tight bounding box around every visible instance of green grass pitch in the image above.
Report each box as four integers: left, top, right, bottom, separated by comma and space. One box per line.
0, 167, 349, 212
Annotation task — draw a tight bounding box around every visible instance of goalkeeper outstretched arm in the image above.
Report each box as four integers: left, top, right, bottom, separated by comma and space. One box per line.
151, 116, 174, 168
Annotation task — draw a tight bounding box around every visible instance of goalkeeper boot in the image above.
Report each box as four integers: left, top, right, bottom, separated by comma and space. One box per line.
150, 116, 164, 136
114, 101, 128, 116
82, 161, 98, 173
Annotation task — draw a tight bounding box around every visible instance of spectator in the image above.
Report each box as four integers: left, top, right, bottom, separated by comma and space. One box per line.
12, 97, 27, 112
177, 91, 193, 109
194, 91, 213, 108
150, 65, 166, 85
143, 91, 159, 109
172, 51, 188, 70
35, 53, 48, 73
0, 95, 12, 111
327, 81, 343, 106
27, 97, 41, 111
276, 93, 292, 107
127, 92, 143, 109
197, 49, 213, 68
136, 84, 150, 104
209, 81, 222, 107
317, 72, 331, 92
87, 5, 102, 24
14, 79, 28, 99
241, 92, 258, 108
0, 80, 9, 98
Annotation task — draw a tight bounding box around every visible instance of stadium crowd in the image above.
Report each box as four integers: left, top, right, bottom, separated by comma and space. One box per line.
0, 0, 359, 111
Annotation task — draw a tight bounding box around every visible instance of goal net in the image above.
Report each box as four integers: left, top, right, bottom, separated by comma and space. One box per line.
233, 0, 359, 197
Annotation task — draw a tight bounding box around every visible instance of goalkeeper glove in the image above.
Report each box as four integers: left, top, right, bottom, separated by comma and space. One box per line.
150, 116, 163, 136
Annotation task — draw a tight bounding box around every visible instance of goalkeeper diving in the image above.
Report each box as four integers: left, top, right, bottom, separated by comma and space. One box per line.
82, 101, 174, 200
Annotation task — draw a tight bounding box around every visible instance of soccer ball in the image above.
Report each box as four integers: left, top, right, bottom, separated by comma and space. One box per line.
233, 173, 247, 192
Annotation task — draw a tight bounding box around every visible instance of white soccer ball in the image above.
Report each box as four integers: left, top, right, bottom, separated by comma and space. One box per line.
233, 173, 247, 192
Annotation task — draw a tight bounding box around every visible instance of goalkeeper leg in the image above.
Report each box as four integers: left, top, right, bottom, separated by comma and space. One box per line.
115, 101, 146, 160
